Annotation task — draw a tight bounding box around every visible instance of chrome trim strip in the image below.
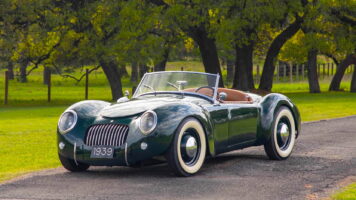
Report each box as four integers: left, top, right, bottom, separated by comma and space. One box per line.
116, 125, 123, 146
125, 143, 129, 166
212, 73, 220, 105
73, 142, 78, 166
107, 124, 114, 146
110, 125, 119, 146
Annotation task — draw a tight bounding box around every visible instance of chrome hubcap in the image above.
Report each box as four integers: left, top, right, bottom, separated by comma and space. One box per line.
277, 120, 291, 150
180, 132, 200, 165
185, 136, 198, 158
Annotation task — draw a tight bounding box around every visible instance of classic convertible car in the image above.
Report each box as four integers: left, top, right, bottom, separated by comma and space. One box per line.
57, 71, 301, 176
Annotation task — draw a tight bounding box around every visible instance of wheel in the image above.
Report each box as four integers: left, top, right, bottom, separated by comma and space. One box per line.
59, 154, 90, 172
166, 117, 207, 177
264, 106, 296, 160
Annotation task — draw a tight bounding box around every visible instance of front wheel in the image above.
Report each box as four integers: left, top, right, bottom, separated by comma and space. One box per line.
166, 118, 207, 177
59, 154, 90, 172
264, 106, 296, 160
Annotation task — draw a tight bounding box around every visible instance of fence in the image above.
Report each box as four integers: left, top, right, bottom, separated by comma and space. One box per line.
2, 63, 356, 104
252, 63, 355, 85
3, 67, 91, 105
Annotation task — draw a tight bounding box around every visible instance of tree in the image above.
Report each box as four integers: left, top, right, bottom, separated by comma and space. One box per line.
326, 0, 356, 91
215, 0, 283, 90
330, 54, 356, 91
258, 0, 308, 91
149, 0, 224, 86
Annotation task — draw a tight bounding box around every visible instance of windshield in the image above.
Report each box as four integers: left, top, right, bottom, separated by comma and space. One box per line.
133, 71, 219, 100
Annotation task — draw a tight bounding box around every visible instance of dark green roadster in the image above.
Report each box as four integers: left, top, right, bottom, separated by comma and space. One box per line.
57, 71, 301, 176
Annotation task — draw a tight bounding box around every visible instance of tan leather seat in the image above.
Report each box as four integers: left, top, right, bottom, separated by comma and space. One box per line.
217, 88, 252, 103
184, 87, 253, 104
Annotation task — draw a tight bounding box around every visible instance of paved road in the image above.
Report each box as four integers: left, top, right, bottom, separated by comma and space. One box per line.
1, 116, 356, 200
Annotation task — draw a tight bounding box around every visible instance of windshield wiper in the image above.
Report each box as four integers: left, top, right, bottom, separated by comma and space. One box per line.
142, 84, 156, 96
167, 82, 179, 90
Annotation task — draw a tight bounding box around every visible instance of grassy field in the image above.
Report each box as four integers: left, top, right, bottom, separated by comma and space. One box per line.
0, 61, 355, 197
333, 183, 356, 200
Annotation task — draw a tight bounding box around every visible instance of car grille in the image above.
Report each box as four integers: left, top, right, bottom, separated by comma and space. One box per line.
85, 124, 129, 147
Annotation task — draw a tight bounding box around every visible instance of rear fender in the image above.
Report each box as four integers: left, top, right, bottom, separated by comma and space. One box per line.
257, 94, 301, 144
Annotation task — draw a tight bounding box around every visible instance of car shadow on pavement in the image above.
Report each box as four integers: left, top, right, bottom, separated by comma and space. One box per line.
60, 151, 270, 178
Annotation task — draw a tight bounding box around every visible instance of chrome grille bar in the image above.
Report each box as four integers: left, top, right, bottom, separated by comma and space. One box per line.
85, 124, 129, 147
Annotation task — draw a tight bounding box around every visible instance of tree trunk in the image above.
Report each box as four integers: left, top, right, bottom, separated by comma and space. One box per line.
307, 49, 320, 93
189, 26, 224, 87
259, 17, 303, 91
329, 54, 356, 91
19, 61, 28, 83
7, 62, 14, 80
139, 64, 148, 78
351, 65, 356, 92
226, 59, 234, 83
130, 62, 139, 83
43, 67, 50, 85
100, 59, 123, 100
232, 42, 255, 91
154, 48, 169, 72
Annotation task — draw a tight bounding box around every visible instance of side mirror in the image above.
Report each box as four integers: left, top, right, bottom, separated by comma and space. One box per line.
219, 92, 227, 101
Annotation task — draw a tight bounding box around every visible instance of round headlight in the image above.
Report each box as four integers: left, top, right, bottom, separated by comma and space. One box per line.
139, 111, 157, 135
58, 110, 78, 134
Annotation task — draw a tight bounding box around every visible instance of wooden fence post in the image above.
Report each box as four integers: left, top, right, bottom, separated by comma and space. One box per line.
85, 69, 89, 100
289, 63, 293, 83
322, 64, 325, 79
276, 64, 279, 82
47, 69, 51, 102
4, 71, 9, 105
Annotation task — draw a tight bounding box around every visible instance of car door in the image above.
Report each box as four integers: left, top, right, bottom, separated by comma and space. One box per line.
227, 104, 259, 146
205, 105, 230, 154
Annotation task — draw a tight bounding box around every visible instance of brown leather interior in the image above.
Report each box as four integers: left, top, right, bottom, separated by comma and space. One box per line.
217, 88, 253, 103
184, 87, 253, 104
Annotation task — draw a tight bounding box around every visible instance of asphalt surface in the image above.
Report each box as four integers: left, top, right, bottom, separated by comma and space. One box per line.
1, 116, 356, 200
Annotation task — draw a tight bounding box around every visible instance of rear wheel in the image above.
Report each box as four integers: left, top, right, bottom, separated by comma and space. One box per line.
59, 154, 90, 172
166, 118, 206, 177
264, 106, 296, 160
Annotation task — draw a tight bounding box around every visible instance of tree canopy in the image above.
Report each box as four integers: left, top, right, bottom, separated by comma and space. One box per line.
0, 0, 355, 97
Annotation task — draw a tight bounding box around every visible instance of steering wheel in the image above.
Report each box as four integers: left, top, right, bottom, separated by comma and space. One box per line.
195, 86, 215, 97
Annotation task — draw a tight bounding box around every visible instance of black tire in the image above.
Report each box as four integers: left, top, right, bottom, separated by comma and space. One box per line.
59, 154, 90, 172
166, 117, 207, 177
264, 106, 296, 160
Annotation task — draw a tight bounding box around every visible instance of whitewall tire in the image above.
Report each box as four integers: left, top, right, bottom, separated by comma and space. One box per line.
166, 117, 206, 176
264, 106, 296, 160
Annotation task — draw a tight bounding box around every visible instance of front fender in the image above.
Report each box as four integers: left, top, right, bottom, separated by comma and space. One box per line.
257, 93, 301, 144
137, 102, 214, 159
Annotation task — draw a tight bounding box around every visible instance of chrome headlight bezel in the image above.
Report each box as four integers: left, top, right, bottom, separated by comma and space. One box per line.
138, 110, 157, 135
58, 110, 78, 134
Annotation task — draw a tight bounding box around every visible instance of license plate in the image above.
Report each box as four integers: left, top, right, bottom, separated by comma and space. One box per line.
90, 146, 114, 158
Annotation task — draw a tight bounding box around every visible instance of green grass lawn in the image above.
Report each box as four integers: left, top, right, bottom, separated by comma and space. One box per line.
333, 183, 356, 200
0, 62, 355, 197
0, 106, 65, 182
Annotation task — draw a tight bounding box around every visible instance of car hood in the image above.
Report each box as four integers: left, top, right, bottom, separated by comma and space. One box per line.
99, 96, 203, 118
